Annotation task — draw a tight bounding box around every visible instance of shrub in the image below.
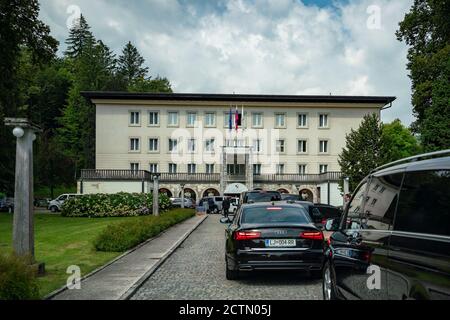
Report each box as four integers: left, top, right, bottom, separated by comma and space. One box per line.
94, 209, 195, 252
61, 192, 172, 217
0, 254, 40, 300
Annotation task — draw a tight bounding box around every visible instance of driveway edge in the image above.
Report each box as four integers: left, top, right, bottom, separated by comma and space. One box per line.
119, 214, 208, 300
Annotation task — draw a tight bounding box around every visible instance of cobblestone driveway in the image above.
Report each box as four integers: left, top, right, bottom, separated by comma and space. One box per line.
131, 215, 323, 300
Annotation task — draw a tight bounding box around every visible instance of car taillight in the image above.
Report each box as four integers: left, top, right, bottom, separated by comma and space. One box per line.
300, 231, 324, 240
234, 231, 261, 240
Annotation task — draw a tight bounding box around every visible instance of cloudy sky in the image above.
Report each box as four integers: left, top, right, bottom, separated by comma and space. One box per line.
39, 0, 414, 124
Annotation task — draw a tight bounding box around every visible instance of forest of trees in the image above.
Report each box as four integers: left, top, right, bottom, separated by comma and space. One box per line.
0, 2, 172, 198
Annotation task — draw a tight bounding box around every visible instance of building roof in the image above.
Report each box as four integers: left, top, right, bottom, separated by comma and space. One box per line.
81, 91, 396, 105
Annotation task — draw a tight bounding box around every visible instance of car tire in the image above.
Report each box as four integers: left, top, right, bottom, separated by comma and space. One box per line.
225, 257, 239, 280
322, 261, 338, 300
50, 206, 58, 213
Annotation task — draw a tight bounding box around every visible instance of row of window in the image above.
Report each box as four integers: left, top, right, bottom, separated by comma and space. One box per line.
129, 137, 330, 154
130, 163, 329, 175
129, 110, 329, 129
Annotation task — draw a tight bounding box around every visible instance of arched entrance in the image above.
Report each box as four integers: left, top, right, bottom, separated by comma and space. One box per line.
224, 183, 248, 196
159, 188, 173, 197
299, 189, 314, 202
178, 188, 197, 201
277, 188, 290, 194
203, 188, 220, 197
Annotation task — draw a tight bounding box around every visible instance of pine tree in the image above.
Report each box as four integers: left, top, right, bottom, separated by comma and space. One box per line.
64, 14, 95, 59
338, 113, 383, 191
117, 41, 149, 84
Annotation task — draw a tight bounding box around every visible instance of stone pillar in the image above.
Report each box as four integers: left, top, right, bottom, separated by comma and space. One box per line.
152, 174, 160, 216
4, 118, 41, 261
180, 183, 185, 209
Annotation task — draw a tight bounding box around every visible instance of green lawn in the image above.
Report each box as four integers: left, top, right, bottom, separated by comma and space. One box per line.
0, 213, 150, 298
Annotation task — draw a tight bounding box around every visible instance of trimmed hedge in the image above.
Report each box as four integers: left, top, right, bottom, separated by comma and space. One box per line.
94, 209, 195, 252
61, 192, 172, 217
0, 254, 40, 300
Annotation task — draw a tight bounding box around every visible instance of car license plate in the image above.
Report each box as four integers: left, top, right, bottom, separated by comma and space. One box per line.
265, 239, 296, 247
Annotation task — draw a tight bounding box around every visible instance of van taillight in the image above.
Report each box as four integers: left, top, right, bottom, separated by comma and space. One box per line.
300, 231, 324, 240
234, 231, 261, 240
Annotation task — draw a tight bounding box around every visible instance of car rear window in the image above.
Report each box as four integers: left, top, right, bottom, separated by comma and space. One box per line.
241, 206, 310, 224
246, 192, 281, 202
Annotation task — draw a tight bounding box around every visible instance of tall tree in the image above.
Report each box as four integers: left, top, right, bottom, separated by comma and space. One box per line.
338, 114, 383, 191
397, 0, 450, 151
118, 41, 149, 84
381, 119, 422, 163
0, 0, 58, 194
64, 14, 95, 59
58, 29, 119, 175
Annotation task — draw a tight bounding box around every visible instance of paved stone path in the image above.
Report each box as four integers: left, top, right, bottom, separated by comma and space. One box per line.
51, 215, 206, 300
132, 215, 322, 300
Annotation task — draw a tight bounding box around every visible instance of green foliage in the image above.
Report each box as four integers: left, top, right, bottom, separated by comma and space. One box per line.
381, 119, 422, 163
0, 253, 40, 300
128, 76, 173, 93
397, 0, 450, 150
64, 14, 95, 59
61, 192, 172, 217
0, 0, 58, 194
118, 41, 149, 84
338, 114, 383, 191
94, 209, 195, 252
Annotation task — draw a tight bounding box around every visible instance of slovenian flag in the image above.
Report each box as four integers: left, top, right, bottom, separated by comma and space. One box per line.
229, 107, 232, 131
235, 106, 239, 131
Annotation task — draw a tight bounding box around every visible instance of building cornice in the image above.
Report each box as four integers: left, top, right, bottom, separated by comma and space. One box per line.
81, 91, 396, 107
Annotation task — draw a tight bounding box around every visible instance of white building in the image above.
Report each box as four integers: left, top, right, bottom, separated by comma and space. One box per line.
78, 92, 395, 206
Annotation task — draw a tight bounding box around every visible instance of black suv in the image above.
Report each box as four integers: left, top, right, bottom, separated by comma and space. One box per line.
323, 150, 450, 300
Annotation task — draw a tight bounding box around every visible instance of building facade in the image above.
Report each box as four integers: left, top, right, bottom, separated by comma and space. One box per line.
78, 92, 395, 206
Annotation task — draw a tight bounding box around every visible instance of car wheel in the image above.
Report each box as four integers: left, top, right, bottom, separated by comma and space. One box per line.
50, 206, 58, 213
322, 261, 337, 300
225, 257, 239, 280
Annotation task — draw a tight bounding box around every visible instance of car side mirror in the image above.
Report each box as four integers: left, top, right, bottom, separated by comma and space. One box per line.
220, 217, 232, 224
325, 218, 339, 232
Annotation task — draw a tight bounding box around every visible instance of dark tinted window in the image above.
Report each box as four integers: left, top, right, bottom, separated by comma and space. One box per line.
281, 194, 301, 201
394, 170, 450, 237
361, 173, 403, 230
315, 205, 342, 219
245, 192, 281, 203
241, 206, 309, 224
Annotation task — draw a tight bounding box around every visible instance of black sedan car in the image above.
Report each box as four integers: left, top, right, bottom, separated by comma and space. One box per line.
221, 202, 324, 280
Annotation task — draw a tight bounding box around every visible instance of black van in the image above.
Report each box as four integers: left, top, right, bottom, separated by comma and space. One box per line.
323, 150, 450, 300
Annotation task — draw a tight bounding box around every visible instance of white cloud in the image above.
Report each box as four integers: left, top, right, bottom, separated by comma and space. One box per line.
39, 0, 414, 124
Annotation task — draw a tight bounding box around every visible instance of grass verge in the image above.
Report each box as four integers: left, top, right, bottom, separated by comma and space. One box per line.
0, 208, 194, 298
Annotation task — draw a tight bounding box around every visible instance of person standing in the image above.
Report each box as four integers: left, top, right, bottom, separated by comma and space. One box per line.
222, 197, 230, 217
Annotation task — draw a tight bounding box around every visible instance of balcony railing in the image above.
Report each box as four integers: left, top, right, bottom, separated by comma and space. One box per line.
81, 169, 342, 184
159, 173, 220, 182
80, 169, 151, 181
253, 172, 342, 183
